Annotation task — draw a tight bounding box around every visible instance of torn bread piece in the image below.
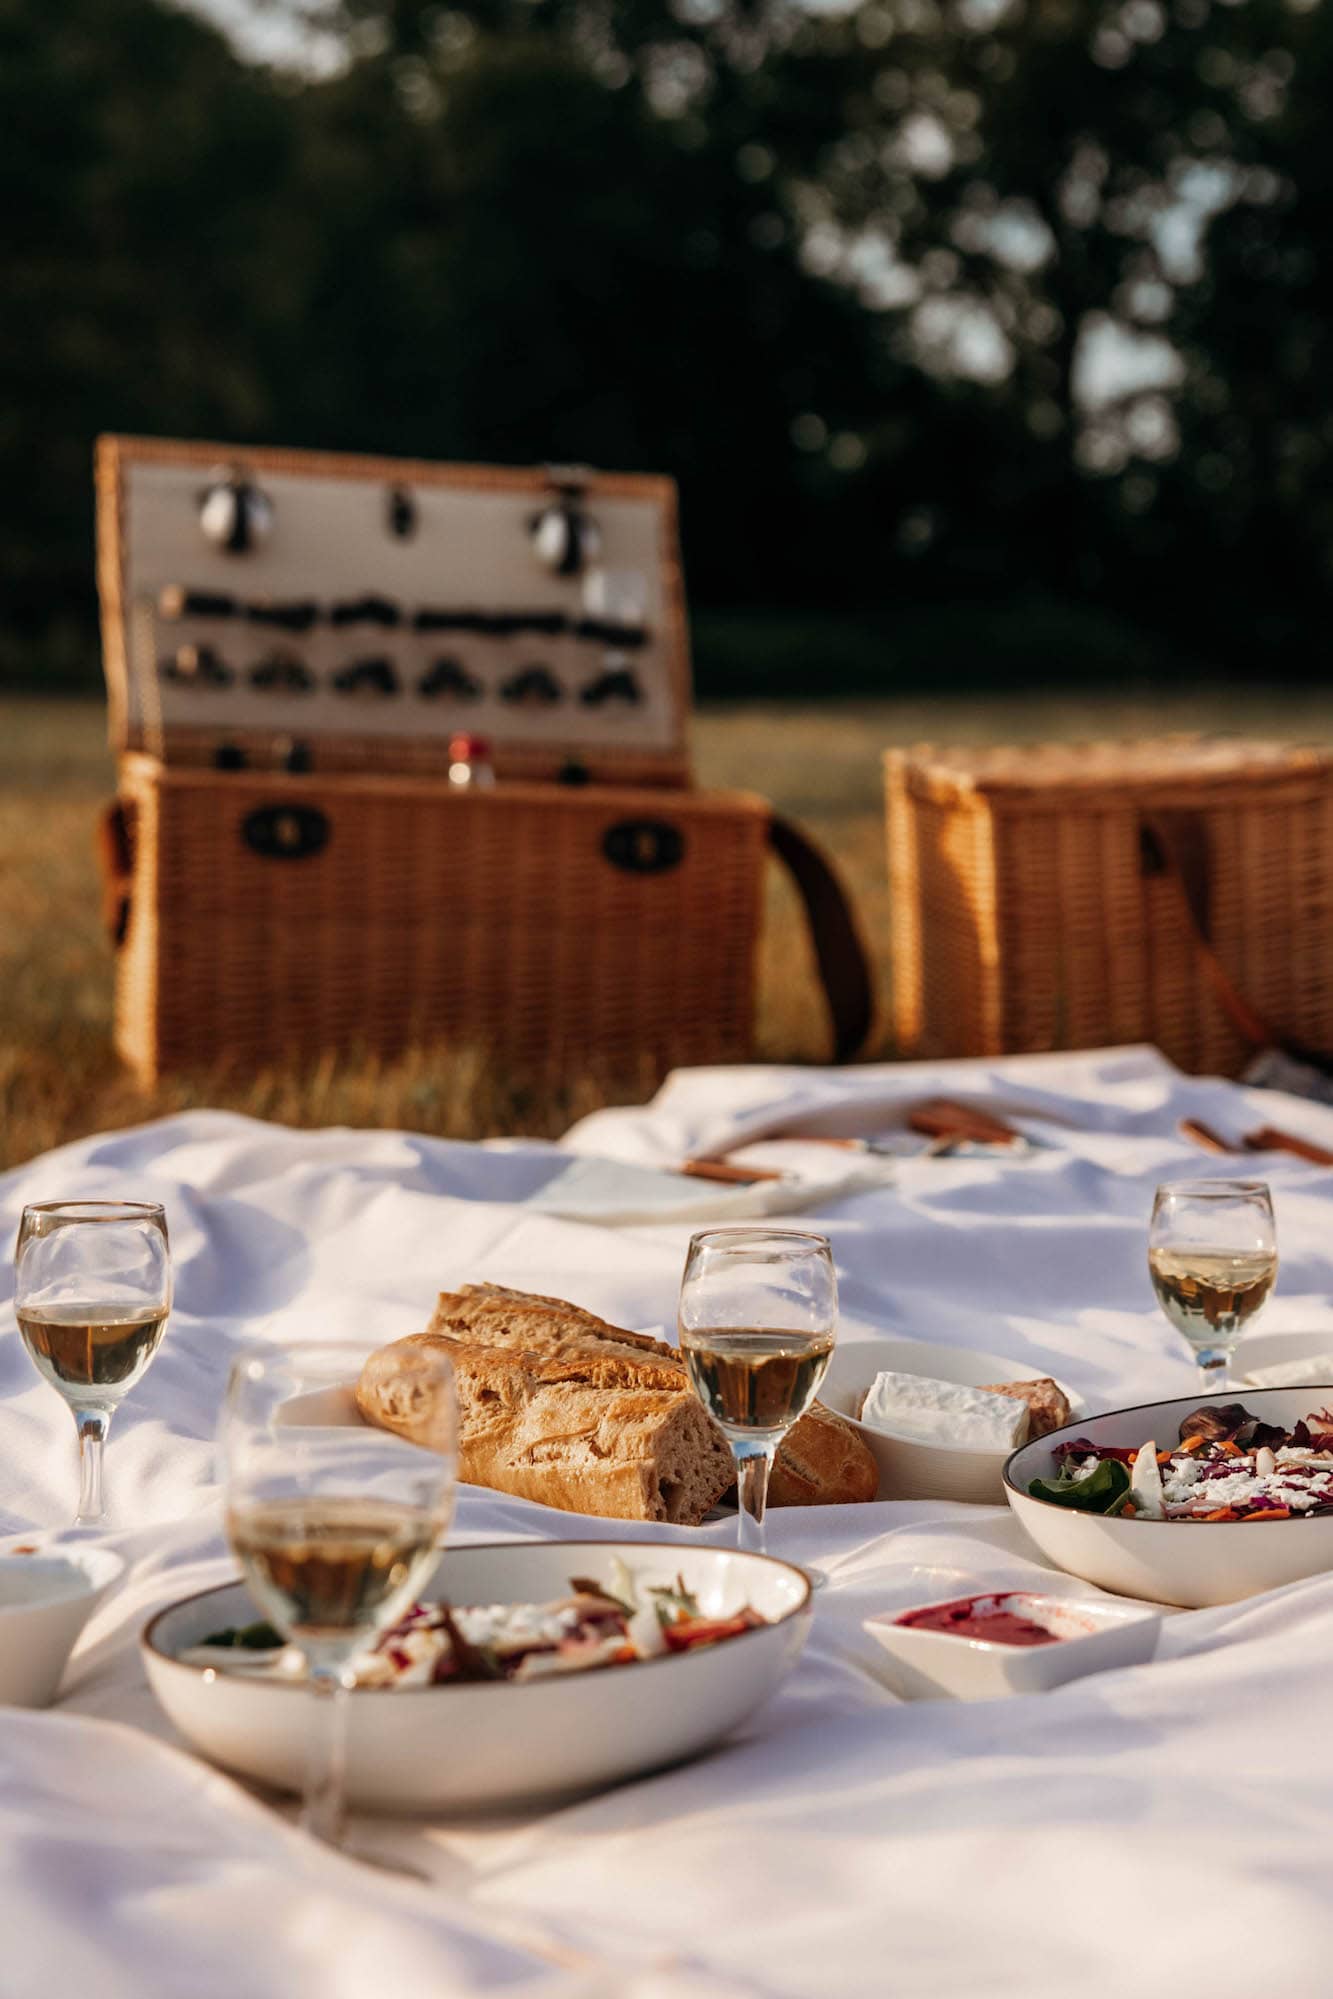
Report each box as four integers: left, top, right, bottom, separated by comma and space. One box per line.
976, 1378, 1072, 1440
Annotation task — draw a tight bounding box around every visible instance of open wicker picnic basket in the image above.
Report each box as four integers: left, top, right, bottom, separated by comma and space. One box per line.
886, 737, 1333, 1076
95, 436, 871, 1085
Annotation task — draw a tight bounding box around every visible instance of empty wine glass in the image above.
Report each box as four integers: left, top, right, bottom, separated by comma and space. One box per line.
218, 1341, 457, 1850
678, 1228, 837, 1556
1148, 1179, 1277, 1387
14, 1201, 172, 1525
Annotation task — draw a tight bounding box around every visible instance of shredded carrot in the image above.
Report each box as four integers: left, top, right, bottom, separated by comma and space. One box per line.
1122, 1503, 1137, 1518
1156, 1450, 1172, 1465
1180, 1435, 1206, 1453
1242, 1507, 1292, 1521
1217, 1439, 1242, 1456
1200, 1506, 1238, 1521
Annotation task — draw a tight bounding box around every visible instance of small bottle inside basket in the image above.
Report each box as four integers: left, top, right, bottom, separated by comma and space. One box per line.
447, 733, 496, 790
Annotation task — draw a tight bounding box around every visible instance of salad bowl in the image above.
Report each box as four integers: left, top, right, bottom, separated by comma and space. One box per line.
142, 1538, 812, 1811
1006, 1385, 1333, 1608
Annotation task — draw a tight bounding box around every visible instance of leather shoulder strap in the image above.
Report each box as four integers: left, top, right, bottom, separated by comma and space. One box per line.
96, 797, 136, 949
1143, 810, 1333, 1075
767, 814, 875, 1063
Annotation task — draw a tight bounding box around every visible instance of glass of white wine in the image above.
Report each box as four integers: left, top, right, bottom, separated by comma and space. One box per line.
15, 1200, 172, 1525
678, 1227, 837, 1556
1148, 1179, 1277, 1387
218, 1341, 457, 1851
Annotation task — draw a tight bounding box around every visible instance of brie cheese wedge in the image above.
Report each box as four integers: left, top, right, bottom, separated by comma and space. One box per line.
857, 1372, 1030, 1450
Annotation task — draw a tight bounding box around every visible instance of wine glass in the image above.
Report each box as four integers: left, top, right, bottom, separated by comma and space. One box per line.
1148, 1179, 1277, 1388
14, 1200, 172, 1525
218, 1341, 457, 1850
678, 1228, 837, 1555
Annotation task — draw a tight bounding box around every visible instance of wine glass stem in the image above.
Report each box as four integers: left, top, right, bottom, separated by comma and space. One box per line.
302, 1663, 352, 1848
733, 1440, 776, 1556
1196, 1346, 1232, 1390
74, 1410, 110, 1526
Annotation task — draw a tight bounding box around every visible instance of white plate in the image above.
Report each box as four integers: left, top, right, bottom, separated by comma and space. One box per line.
1005, 1385, 1333, 1608
864, 1590, 1160, 1700
142, 1539, 812, 1812
1236, 1331, 1333, 1388
822, 1337, 1082, 1505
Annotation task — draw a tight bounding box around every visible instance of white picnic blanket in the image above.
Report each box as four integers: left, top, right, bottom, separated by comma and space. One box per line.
5, 1043, 1333, 1996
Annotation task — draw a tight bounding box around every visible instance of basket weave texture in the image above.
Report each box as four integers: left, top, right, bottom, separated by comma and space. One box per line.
115, 756, 769, 1084
886, 737, 1333, 1075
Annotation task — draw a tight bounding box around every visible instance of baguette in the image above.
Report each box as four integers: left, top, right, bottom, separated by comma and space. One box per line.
357, 1283, 878, 1514
436, 1284, 877, 1504
357, 1333, 735, 1524
427, 1285, 687, 1392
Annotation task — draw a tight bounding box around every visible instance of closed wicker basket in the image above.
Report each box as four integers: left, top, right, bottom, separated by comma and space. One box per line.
886, 738, 1333, 1076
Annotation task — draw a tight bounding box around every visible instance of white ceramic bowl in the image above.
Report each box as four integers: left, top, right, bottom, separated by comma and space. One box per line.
864, 1590, 1160, 1700
822, 1337, 1081, 1505
0, 1545, 125, 1707
142, 1538, 812, 1812
1006, 1384, 1333, 1608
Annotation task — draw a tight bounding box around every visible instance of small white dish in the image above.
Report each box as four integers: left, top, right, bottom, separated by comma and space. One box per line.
822, 1338, 1082, 1505
142, 1538, 812, 1812
0, 1545, 125, 1708
864, 1589, 1160, 1701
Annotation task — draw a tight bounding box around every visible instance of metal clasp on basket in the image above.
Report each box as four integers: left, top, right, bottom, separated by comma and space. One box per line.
602, 819, 685, 874
242, 803, 331, 861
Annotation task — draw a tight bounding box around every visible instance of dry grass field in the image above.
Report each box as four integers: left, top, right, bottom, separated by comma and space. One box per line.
6, 686, 1333, 1170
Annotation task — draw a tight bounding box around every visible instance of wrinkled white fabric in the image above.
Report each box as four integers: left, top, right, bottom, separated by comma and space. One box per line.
3, 1044, 1333, 1994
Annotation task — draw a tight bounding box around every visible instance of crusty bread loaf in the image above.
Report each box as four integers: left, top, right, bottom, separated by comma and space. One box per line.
358, 1332, 735, 1524
357, 1283, 878, 1516
426, 1285, 687, 1392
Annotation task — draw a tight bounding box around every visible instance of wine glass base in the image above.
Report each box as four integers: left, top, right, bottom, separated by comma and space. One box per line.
342, 1843, 432, 1881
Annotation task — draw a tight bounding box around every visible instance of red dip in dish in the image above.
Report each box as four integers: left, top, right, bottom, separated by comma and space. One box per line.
895, 1593, 1066, 1647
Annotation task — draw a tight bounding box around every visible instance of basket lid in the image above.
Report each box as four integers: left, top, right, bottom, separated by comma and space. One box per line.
96, 436, 692, 785
887, 736, 1333, 800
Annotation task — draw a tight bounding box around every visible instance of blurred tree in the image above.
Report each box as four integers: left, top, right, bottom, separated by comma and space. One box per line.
4, 0, 1333, 684
0, 0, 304, 675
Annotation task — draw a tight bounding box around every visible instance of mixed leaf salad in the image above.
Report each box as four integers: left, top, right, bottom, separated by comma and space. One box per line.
196, 1562, 767, 1686
1027, 1402, 1333, 1522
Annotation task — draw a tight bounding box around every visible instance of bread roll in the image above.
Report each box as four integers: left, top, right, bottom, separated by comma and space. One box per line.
768, 1403, 879, 1506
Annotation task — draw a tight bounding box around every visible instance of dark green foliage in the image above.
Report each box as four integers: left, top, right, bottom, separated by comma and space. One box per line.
4, 0, 1332, 688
